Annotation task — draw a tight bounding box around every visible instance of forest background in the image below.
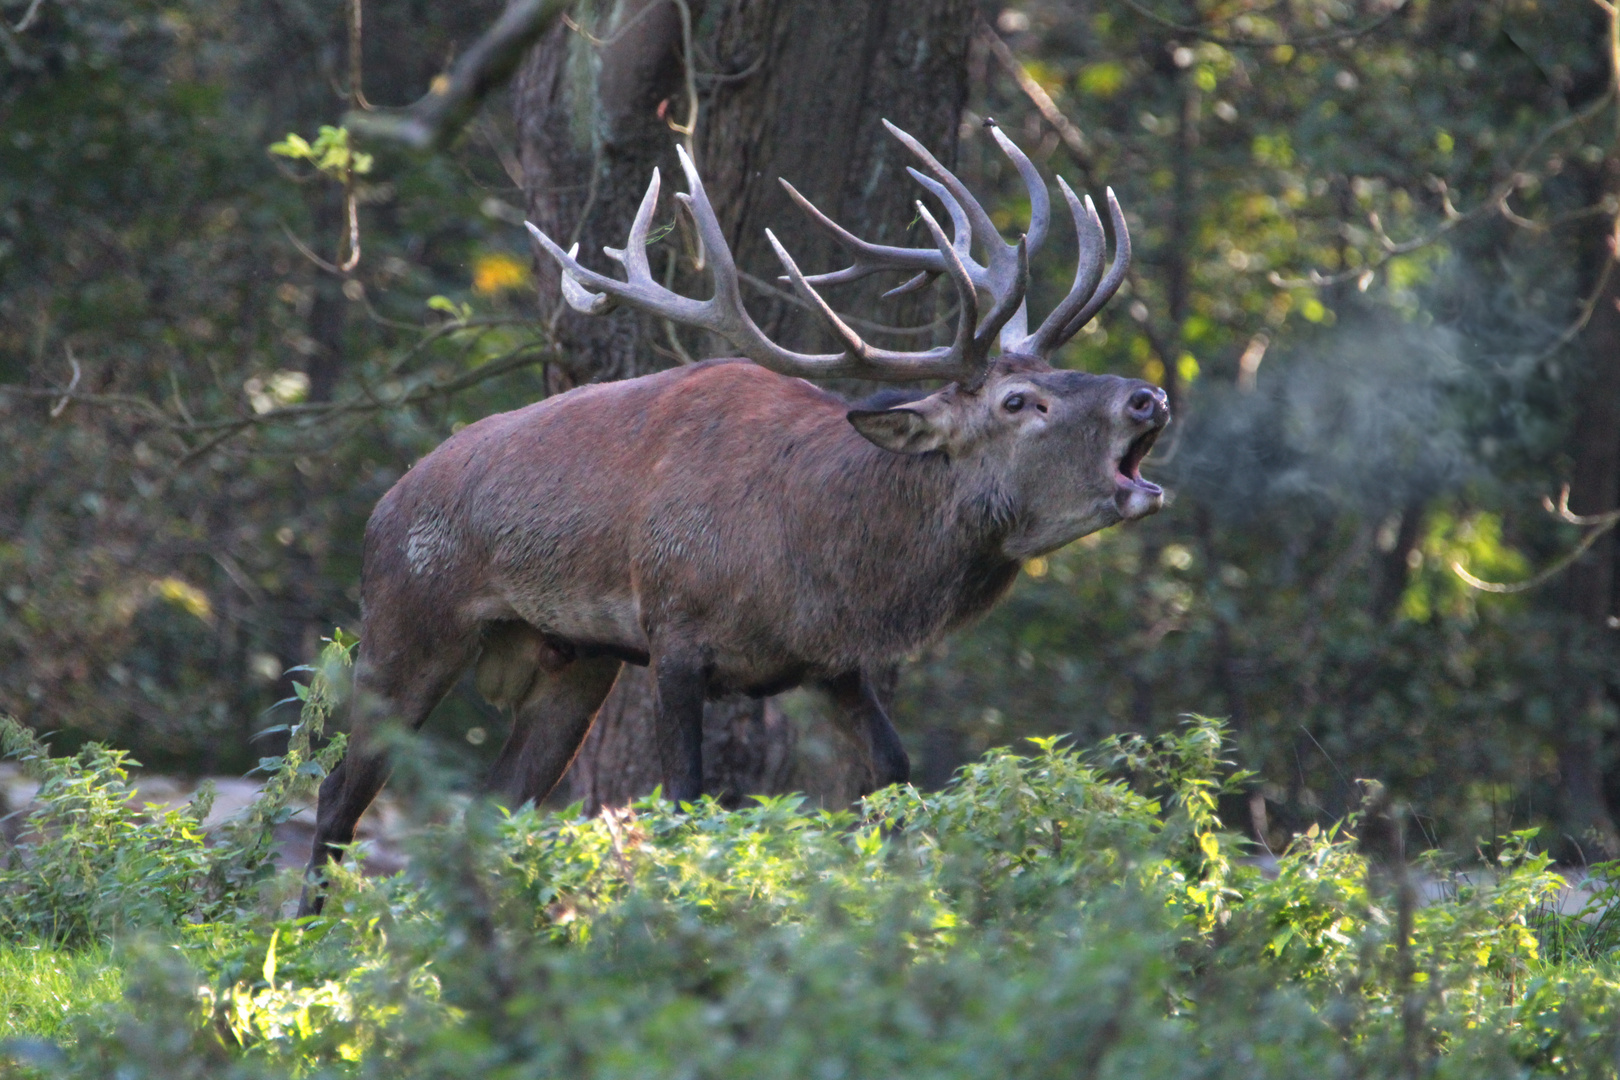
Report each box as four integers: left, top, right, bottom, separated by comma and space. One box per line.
1, 0, 1617, 862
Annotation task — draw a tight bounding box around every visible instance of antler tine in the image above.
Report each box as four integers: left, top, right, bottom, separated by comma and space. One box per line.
886, 120, 1045, 349
672, 144, 744, 307
766, 229, 868, 358
912, 202, 981, 377
882, 121, 1002, 265
769, 200, 986, 384
602, 159, 662, 281
530, 133, 1043, 387
1057, 187, 1131, 343
905, 171, 975, 264
557, 243, 615, 315
875, 171, 973, 300
783, 169, 970, 300
779, 178, 947, 288
986, 123, 1050, 255
527, 167, 711, 327
1019, 177, 1105, 356
973, 235, 1029, 358
779, 122, 1046, 336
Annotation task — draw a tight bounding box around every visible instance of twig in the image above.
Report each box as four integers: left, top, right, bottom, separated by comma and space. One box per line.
1527, 256, 1615, 366
213, 551, 269, 607
1270, 87, 1617, 289
1, 338, 554, 462
1116, 0, 1403, 49
0, 16, 41, 69
346, 0, 574, 151
0, 384, 170, 421
348, 0, 372, 111
282, 224, 349, 277
1547, 483, 1620, 527
977, 21, 1096, 184
1453, 486, 1620, 594
339, 185, 361, 273
10, 0, 45, 32
48, 347, 80, 418
336, 2, 366, 273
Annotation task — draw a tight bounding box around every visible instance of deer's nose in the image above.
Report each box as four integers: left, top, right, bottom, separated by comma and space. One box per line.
1126, 386, 1168, 425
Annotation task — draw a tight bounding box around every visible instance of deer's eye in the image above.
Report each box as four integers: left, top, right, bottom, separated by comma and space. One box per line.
1003, 394, 1025, 413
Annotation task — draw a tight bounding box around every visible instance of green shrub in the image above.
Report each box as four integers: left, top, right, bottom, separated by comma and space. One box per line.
0, 634, 352, 945
5, 710, 1620, 1077
0, 721, 216, 945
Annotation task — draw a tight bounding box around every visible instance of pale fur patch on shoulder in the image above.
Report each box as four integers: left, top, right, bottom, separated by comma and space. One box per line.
405, 508, 458, 577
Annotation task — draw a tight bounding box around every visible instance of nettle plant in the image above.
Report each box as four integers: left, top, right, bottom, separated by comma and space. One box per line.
0, 634, 354, 945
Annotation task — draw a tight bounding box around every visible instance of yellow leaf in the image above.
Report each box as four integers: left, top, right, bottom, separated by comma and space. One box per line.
262, 928, 280, 990
473, 252, 531, 295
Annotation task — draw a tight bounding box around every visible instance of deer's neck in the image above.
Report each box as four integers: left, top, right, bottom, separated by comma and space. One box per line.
828, 440, 1024, 648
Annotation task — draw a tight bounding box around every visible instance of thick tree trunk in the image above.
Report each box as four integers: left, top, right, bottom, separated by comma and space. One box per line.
513, 0, 972, 809
1557, 152, 1620, 858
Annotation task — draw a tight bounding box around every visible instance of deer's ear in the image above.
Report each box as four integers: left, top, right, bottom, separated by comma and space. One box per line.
847, 406, 949, 454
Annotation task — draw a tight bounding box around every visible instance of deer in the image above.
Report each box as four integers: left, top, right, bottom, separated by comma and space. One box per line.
297, 121, 1168, 915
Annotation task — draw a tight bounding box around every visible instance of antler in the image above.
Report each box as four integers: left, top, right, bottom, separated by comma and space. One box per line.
526, 144, 1006, 386
784, 120, 1048, 350
525, 122, 1130, 388
786, 120, 1130, 363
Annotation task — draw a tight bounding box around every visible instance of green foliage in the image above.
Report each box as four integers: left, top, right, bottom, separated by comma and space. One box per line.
1, 717, 1618, 1076
269, 128, 373, 181
0, 718, 216, 945
0, 0, 530, 772
210, 633, 354, 903
0, 635, 353, 944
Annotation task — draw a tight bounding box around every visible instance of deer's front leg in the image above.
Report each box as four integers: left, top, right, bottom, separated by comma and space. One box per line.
652, 646, 707, 803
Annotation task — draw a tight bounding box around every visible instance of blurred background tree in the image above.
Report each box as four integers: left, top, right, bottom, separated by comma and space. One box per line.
1, 0, 1616, 858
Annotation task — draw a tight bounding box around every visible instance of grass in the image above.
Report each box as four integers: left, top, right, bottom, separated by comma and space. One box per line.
0, 943, 121, 1045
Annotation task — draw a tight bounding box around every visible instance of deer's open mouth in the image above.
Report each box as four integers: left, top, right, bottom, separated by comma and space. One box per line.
1115, 428, 1162, 495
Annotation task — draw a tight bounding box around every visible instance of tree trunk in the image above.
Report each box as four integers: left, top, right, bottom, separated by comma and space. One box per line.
513, 0, 972, 809
1557, 152, 1620, 858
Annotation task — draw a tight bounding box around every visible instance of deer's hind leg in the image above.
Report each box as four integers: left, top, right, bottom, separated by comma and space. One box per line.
479, 622, 621, 807
822, 668, 910, 794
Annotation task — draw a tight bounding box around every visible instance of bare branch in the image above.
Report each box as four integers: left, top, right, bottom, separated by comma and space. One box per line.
10, 0, 46, 32
1453, 522, 1619, 594
1454, 485, 1620, 594
346, 0, 575, 151
1547, 483, 1620, 527
0, 332, 556, 463
976, 20, 1096, 183
49, 348, 80, 418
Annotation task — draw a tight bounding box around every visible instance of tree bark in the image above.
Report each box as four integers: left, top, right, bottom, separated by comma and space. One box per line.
1557, 152, 1620, 858
513, 0, 972, 809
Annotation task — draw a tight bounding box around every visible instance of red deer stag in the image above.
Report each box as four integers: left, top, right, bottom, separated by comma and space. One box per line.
298, 121, 1167, 915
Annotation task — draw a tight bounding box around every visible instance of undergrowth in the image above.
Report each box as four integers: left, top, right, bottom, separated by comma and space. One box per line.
1, 636, 1619, 1076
